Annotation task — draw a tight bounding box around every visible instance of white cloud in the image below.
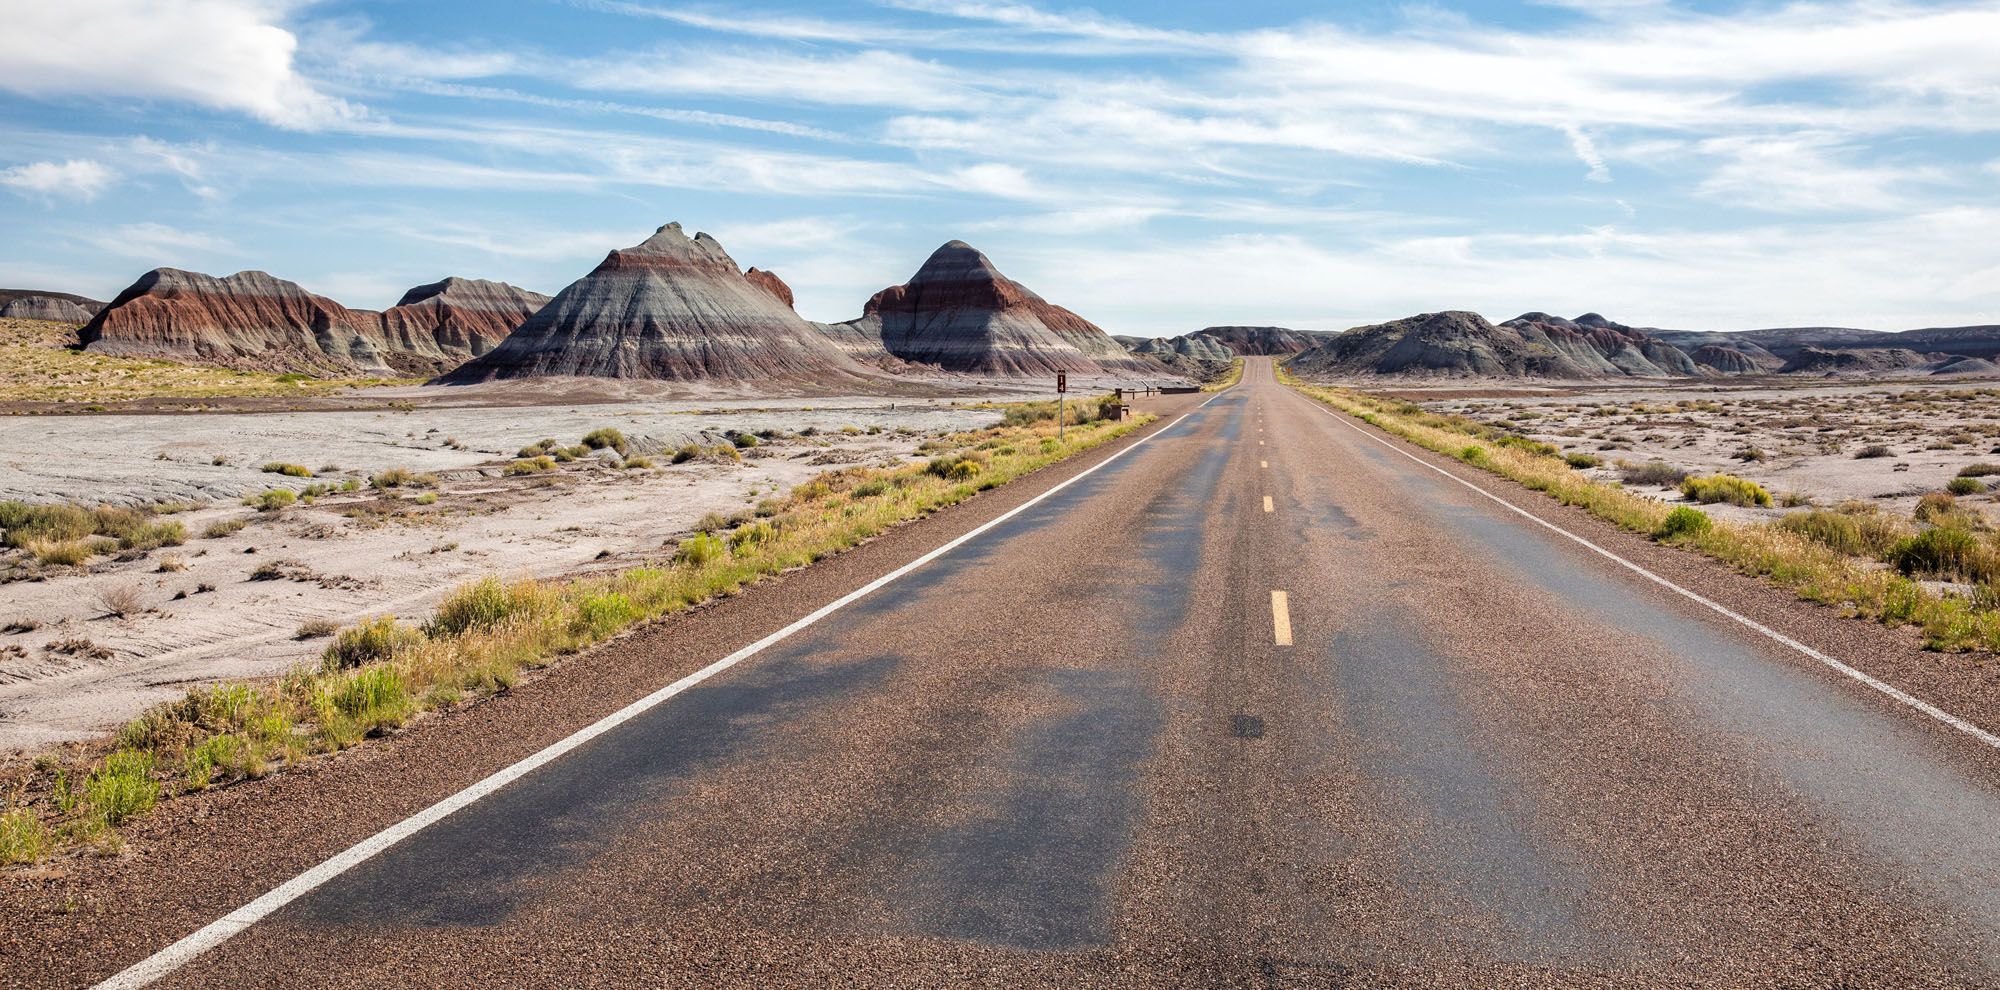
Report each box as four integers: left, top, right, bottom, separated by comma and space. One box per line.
1564, 126, 1612, 183
0, 159, 116, 201
572, 48, 983, 111
0, 0, 357, 129
83, 222, 233, 259
1693, 134, 1949, 213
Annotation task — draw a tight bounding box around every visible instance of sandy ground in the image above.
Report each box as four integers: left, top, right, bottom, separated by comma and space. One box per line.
1416, 380, 2000, 525
0, 392, 1015, 751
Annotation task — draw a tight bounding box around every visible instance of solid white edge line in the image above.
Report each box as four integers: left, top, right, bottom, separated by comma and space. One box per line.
1297, 390, 2000, 753
94, 390, 1228, 990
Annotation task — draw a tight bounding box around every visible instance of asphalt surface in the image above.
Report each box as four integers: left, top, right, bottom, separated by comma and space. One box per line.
20, 357, 2000, 988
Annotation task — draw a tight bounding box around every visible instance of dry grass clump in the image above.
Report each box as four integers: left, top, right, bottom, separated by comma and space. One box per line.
1778, 506, 1912, 558
0, 401, 1157, 864
506, 455, 557, 476
370, 467, 439, 490
95, 585, 144, 619
295, 617, 339, 639
1, 500, 187, 566
582, 428, 629, 456
261, 462, 313, 478
243, 489, 297, 512
1854, 444, 1894, 459
203, 517, 249, 539
1618, 461, 1688, 487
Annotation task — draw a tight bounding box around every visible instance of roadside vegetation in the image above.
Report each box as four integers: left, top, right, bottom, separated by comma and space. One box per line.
0, 397, 1156, 864
1284, 372, 2000, 656
1204, 358, 1245, 392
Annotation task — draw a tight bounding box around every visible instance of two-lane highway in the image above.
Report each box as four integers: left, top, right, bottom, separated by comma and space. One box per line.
84, 358, 2000, 987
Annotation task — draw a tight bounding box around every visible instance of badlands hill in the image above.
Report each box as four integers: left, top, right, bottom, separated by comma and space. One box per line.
82, 269, 547, 376
1779, 346, 1937, 375
1290, 310, 1699, 380
0, 295, 96, 323
440, 223, 881, 385
0, 288, 103, 319
1129, 334, 1234, 377
835, 241, 1159, 377
1188, 326, 1322, 356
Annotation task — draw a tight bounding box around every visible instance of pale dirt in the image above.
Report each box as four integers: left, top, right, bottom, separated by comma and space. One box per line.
0, 391, 1017, 751
1417, 380, 2000, 526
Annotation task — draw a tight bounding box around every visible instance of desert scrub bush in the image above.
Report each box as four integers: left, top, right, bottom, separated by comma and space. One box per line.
623, 456, 654, 470
582, 427, 628, 455
1887, 527, 2000, 584
1654, 506, 1712, 541
261, 462, 313, 478
1949, 476, 1985, 496
1680, 474, 1773, 507
731, 432, 760, 449
1958, 463, 2000, 478
0, 806, 47, 864
244, 488, 297, 512
114, 519, 184, 551
428, 578, 545, 637
1778, 508, 1911, 558
1619, 461, 1688, 487
96, 584, 144, 618
370, 467, 438, 489
1563, 453, 1601, 469
574, 591, 637, 638
323, 616, 422, 670
22, 537, 98, 566
672, 444, 701, 464
203, 517, 248, 538
1854, 444, 1893, 459
851, 478, 891, 498
506, 455, 557, 475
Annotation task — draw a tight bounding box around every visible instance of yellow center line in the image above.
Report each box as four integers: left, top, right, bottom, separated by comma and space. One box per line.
1263, 496, 1273, 513
1271, 591, 1293, 646
1260, 460, 1267, 468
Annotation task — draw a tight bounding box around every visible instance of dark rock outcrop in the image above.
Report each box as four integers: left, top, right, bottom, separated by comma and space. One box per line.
1779, 346, 1935, 375
836, 241, 1156, 377
440, 223, 881, 384
0, 296, 94, 322
1188, 326, 1321, 356
82, 269, 545, 375
743, 268, 795, 310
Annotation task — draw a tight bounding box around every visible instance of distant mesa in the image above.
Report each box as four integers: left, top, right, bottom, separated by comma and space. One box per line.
1289, 310, 1698, 380
0, 295, 95, 323
81, 269, 546, 376
439, 223, 879, 384
835, 240, 1160, 378
1129, 333, 1233, 376
1188, 326, 1322, 356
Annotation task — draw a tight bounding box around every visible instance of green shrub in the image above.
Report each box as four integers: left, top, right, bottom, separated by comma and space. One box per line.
1958, 463, 2000, 478
1653, 506, 1712, 541
322, 616, 422, 670
1680, 474, 1772, 507
0, 807, 47, 865
674, 533, 726, 566
329, 665, 411, 730
1458, 445, 1488, 464
1915, 492, 1967, 525
116, 520, 185, 551
243, 489, 297, 512
261, 462, 313, 478
1563, 453, 1601, 469
574, 592, 637, 637
671, 444, 700, 464
852, 479, 891, 498
1948, 477, 1985, 496
731, 432, 760, 449
1887, 527, 1998, 583
85, 749, 157, 826
582, 428, 628, 455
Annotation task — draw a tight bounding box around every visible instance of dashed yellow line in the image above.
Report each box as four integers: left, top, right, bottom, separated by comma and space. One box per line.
1271, 591, 1293, 646
1260, 459, 1267, 468
1263, 496, 1273, 513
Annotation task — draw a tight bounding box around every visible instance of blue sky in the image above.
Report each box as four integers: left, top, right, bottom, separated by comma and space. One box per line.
1, 0, 1997, 336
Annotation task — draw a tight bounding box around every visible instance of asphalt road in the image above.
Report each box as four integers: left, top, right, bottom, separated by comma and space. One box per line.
60, 359, 2000, 986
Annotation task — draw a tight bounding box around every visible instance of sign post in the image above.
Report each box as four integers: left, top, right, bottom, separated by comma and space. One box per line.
1056, 372, 1067, 443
